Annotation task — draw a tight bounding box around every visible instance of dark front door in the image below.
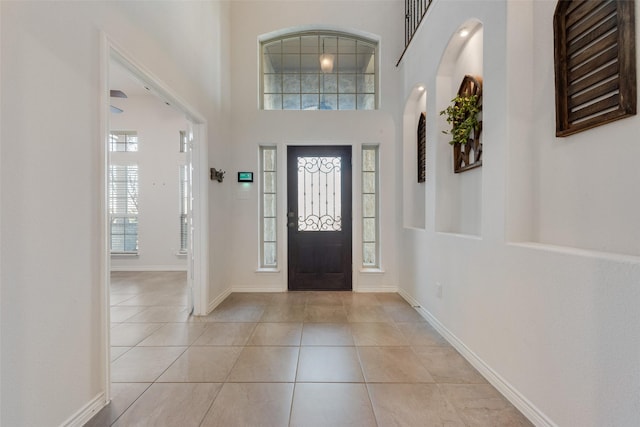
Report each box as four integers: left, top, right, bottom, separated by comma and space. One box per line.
287, 146, 352, 291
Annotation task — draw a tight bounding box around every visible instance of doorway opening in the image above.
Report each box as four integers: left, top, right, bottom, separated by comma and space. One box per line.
101, 36, 209, 402
287, 145, 352, 291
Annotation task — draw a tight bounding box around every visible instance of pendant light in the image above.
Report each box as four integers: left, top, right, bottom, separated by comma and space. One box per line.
319, 39, 334, 73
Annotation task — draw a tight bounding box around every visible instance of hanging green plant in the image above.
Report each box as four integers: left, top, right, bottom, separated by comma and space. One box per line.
439, 94, 480, 145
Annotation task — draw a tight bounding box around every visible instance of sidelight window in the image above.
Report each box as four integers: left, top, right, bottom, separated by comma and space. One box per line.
260, 146, 278, 268
362, 145, 379, 267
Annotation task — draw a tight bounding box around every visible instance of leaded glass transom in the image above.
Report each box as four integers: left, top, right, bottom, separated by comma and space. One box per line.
262, 31, 377, 110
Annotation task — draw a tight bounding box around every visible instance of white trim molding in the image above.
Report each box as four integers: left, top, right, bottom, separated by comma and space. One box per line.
397, 288, 557, 427
206, 287, 233, 315
110, 265, 188, 272
60, 393, 106, 427
232, 286, 287, 293
356, 285, 398, 293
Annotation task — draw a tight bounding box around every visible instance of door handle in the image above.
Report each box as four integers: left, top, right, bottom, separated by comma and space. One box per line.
287, 211, 296, 228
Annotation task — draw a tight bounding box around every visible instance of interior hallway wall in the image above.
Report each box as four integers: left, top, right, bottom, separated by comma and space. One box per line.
398, 1, 640, 426
0, 1, 231, 425
227, 0, 404, 292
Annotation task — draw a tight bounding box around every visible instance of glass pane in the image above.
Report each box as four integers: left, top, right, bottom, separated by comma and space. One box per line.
357, 53, 375, 74
263, 53, 280, 73
264, 171, 276, 193
357, 75, 375, 94
338, 94, 356, 110
320, 74, 337, 93
111, 235, 123, 251
301, 74, 319, 93
337, 54, 357, 72
338, 74, 356, 93
363, 194, 376, 217
297, 156, 342, 232
111, 219, 124, 235
363, 243, 376, 266
264, 40, 282, 54
357, 42, 375, 55
264, 242, 277, 266
281, 37, 300, 53
109, 132, 138, 152
357, 94, 375, 110
127, 135, 138, 152
264, 193, 276, 217
362, 171, 376, 193
320, 36, 338, 54
263, 149, 276, 172
338, 37, 357, 53
264, 218, 276, 242
264, 74, 282, 93
365, 54, 375, 74
302, 94, 319, 110
300, 36, 319, 54
363, 218, 376, 242
282, 55, 300, 73
283, 74, 301, 93
319, 95, 337, 110
124, 235, 138, 252
264, 94, 282, 110
301, 55, 320, 73
363, 149, 376, 172
283, 94, 300, 110
124, 218, 138, 234
179, 131, 187, 153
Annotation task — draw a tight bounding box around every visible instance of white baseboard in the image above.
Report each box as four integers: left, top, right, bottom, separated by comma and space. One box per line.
206, 287, 232, 314
224, 286, 399, 293
355, 285, 398, 293
60, 392, 106, 427
231, 286, 287, 293
397, 289, 556, 427
110, 265, 187, 272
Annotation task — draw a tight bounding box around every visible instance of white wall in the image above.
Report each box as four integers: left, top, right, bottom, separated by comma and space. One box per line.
227, 0, 404, 292
110, 93, 189, 271
531, 2, 640, 257
399, 0, 640, 426
0, 1, 231, 425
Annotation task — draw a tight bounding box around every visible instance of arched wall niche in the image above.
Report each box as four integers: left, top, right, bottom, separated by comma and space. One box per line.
435, 20, 484, 236
403, 83, 427, 229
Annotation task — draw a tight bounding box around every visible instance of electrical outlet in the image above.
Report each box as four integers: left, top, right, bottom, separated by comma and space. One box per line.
436, 282, 443, 298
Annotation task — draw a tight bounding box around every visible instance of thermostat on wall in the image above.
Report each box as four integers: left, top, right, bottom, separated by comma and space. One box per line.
238, 172, 254, 182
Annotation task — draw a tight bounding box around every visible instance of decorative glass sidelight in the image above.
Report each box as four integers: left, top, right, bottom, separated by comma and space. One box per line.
261, 146, 278, 267
362, 145, 379, 267
297, 156, 342, 231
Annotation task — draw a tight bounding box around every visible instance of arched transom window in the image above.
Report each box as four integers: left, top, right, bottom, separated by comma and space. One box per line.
261, 31, 378, 110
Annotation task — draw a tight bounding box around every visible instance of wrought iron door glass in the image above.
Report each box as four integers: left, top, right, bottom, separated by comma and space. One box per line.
297, 156, 342, 231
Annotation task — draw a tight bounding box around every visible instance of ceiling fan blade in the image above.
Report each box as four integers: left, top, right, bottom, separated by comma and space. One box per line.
110, 105, 123, 114
110, 89, 128, 98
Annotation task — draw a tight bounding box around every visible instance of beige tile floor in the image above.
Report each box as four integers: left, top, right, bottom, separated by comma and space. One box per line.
86, 271, 533, 427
